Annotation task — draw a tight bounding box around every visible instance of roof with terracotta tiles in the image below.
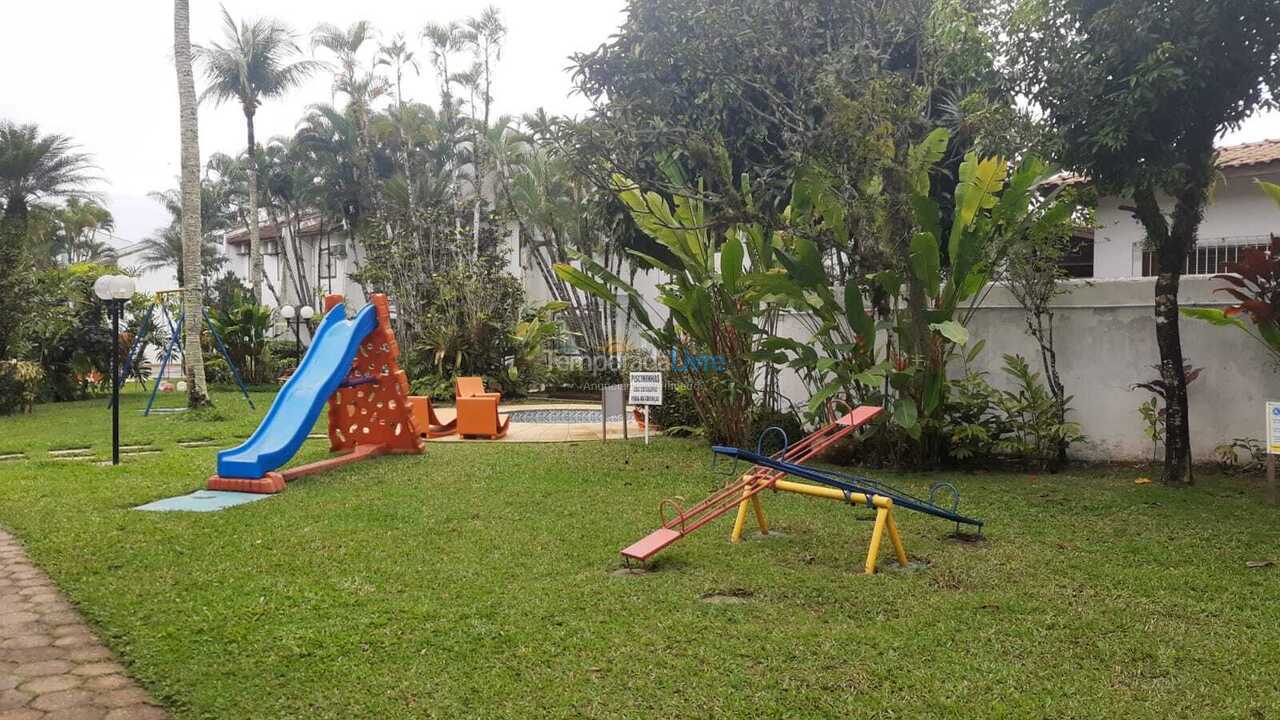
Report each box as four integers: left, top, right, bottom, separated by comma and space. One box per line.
1045, 138, 1280, 187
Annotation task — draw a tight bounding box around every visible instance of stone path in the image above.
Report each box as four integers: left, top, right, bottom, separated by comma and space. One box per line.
0, 529, 167, 720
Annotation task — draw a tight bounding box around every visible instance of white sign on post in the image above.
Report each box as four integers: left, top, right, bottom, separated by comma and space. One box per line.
629, 372, 663, 445
1267, 402, 1280, 455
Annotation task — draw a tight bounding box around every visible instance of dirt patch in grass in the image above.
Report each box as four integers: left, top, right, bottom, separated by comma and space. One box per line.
945, 531, 986, 544
700, 588, 754, 604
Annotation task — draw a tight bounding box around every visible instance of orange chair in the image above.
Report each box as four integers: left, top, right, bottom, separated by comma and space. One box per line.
454, 377, 510, 439
409, 396, 458, 438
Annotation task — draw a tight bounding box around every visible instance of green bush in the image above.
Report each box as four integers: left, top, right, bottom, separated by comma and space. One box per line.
943, 354, 1085, 470
0, 363, 24, 415
649, 383, 701, 436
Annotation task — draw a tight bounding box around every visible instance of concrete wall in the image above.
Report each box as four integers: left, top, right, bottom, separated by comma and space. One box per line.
965, 277, 1280, 461
1093, 166, 1280, 278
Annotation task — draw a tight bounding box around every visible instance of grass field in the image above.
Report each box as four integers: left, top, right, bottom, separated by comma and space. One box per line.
1, 389, 1279, 718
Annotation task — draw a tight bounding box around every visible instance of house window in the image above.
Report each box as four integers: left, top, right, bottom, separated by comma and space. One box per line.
263, 239, 280, 257
234, 243, 249, 257
1059, 235, 1094, 278
1138, 235, 1272, 276
318, 243, 337, 281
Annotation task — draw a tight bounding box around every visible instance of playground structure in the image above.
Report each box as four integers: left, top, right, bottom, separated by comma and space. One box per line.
208, 293, 424, 494
115, 290, 254, 415
621, 405, 984, 574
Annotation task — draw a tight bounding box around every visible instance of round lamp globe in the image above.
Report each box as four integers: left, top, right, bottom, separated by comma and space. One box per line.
109, 275, 136, 300
299, 306, 316, 320
93, 275, 114, 301
280, 305, 296, 320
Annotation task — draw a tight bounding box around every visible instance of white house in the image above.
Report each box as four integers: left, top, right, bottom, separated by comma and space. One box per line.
1071, 138, 1280, 279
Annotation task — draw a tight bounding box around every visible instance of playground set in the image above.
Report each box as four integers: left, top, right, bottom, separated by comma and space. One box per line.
208, 293, 426, 494
621, 405, 984, 574
192, 292, 982, 574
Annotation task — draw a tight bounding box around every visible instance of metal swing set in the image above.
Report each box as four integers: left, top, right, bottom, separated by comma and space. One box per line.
113, 290, 254, 415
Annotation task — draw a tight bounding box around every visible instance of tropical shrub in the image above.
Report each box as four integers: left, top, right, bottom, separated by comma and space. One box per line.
944, 353, 1085, 470
0, 360, 42, 415
410, 267, 525, 394
207, 300, 275, 385
22, 263, 118, 401
506, 301, 568, 391
767, 129, 1074, 465
557, 167, 779, 446
1215, 438, 1266, 474
649, 383, 702, 437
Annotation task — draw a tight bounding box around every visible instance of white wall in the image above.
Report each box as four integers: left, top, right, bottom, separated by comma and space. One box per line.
965, 277, 1279, 461
1093, 165, 1280, 278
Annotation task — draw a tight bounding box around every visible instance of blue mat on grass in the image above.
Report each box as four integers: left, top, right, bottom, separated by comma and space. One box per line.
135, 490, 272, 512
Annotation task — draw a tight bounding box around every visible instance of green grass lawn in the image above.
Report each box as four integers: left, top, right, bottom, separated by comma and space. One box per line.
2, 390, 1280, 718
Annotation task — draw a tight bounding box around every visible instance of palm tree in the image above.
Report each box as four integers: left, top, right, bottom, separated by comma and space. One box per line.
0, 122, 98, 227
311, 20, 377, 88
197, 8, 321, 303
51, 198, 115, 265
376, 34, 419, 110
140, 188, 228, 287
176, 0, 210, 406
461, 6, 506, 256
421, 21, 468, 111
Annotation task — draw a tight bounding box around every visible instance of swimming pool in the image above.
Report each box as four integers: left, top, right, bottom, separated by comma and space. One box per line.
507, 408, 627, 424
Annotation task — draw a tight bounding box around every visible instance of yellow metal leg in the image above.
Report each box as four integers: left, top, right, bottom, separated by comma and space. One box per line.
750, 495, 769, 535
885, 509, 908, 567
730, 491, 751, 544
864, 507, 888, 574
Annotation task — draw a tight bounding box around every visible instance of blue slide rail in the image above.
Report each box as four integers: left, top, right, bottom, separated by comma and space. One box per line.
712, 446, 984, 530
217, 302, 378, 479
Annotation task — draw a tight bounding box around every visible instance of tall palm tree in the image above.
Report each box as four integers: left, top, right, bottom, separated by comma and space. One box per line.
197, 8, 320, 304
311, 20, 377, 89
376, 34, 419, 110
176, 0, 210, 406
0, 122, 98, 227
462, 6, 506, 256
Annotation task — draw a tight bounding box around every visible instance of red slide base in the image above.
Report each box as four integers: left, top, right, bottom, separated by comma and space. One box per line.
207, 472, 286, 494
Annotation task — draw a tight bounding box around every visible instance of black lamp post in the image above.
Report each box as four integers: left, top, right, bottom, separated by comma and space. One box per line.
280, 304, 316, 365
93, 274, 136, 466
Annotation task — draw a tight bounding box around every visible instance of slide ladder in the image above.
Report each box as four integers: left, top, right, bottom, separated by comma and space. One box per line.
620, 405, 883, 564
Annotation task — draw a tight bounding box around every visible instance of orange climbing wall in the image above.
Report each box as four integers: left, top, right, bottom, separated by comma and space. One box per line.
325, 293, 425, 455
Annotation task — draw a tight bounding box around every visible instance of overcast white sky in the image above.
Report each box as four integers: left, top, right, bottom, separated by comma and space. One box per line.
0, 0, 626, 243
2, 1, 1278, 246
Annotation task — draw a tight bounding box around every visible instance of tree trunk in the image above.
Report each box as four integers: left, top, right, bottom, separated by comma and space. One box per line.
1153, 269, 1191, 484
244, 109, 263, 303
174, 0, 210, 408
1133, 182, 1204, 486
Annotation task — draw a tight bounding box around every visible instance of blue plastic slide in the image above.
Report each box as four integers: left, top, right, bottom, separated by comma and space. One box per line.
216, 302, 378, 479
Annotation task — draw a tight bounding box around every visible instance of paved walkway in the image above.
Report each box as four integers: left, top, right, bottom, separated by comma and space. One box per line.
0, 530, 167, 720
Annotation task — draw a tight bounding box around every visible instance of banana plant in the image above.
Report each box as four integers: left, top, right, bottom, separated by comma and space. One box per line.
554, 167, 778, 446
763, 127, 1071, 449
